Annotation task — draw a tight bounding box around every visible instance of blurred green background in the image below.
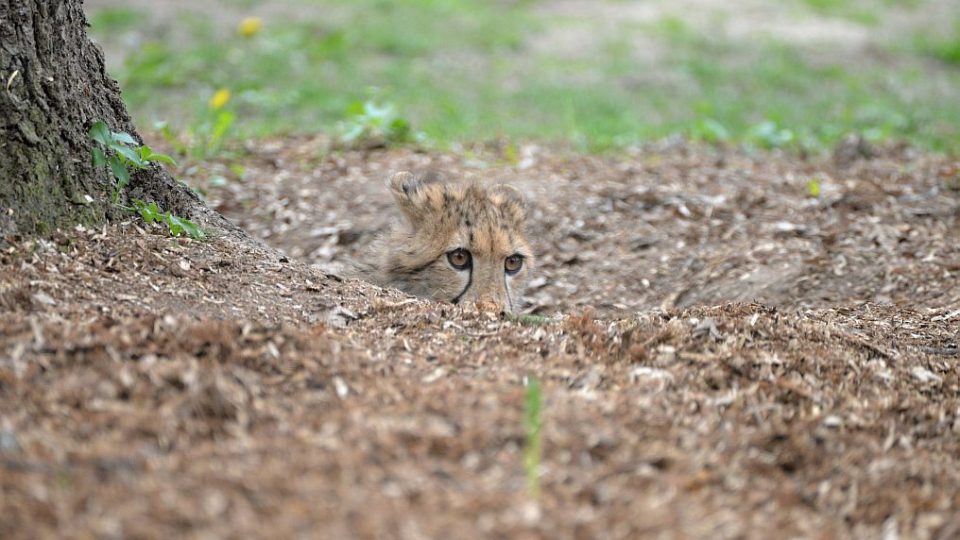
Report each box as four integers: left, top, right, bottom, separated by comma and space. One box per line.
86, 0, 960, 152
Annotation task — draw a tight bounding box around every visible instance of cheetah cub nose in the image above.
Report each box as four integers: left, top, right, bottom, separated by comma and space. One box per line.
361, 171, 534, 314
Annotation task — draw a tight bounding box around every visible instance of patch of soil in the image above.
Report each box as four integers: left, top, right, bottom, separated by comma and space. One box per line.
2, 142, 959, 538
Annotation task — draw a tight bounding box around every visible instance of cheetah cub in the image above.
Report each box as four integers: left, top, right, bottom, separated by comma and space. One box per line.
361, 171, 533, 313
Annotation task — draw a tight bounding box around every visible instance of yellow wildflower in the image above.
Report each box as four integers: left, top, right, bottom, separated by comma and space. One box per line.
209, 88, 231, 110
238, 17, 263, 38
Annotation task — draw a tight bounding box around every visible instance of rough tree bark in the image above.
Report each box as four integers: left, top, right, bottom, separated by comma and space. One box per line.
0, 0, 222, 237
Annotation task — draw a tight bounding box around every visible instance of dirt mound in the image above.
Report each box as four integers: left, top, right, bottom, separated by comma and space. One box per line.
1, 143, 959, 538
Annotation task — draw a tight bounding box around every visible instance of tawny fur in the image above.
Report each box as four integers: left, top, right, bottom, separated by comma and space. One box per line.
357, 171, 533, 312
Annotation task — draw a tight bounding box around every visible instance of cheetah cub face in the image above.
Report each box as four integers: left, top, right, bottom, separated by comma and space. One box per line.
375, 171, 533, 313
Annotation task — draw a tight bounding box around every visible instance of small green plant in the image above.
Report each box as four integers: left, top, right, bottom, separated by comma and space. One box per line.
154, 121, 188, 157
690, 118, 731, 144
501, 140, 520, 165
89, 120, 205, 240
506, 313, 553, 326
133, 200, 206, 240
917, 27, 960, 65
156, 89, 237, 161
89, 120, 175, 203
524, 376, 543, 500
193, 88, 236, 159
337, 96, 417, 147
747, 120, 796, 149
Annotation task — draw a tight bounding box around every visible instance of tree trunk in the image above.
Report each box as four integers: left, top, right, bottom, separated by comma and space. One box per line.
0, 0, 216, 237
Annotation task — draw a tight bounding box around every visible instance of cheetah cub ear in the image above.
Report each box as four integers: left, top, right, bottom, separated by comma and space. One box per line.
388, 171, 431, 228
489, 183, 527, 224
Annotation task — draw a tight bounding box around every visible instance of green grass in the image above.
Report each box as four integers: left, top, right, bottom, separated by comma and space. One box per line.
915, 19, 960, 65
88, 7, 142, 33
799, 0, 881, 25
88, 0, 960, 153
798, 0, 922, 25
669, 43, 948, 151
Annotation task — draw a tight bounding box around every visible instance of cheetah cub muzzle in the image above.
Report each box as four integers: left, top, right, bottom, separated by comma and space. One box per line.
362, 171, 534, 313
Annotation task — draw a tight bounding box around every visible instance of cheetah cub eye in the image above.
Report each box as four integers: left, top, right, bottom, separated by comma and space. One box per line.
447, 248, 471, 270
370, 171, 535, 313
504, 254, 523, 274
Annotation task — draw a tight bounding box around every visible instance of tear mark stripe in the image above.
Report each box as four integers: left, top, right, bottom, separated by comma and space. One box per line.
451, 269, 473, 305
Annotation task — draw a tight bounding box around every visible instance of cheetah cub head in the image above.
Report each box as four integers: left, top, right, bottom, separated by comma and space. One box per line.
377, 171, 533, 313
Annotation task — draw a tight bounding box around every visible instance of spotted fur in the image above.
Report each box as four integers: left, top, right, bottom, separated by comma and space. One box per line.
359, 171, 533, 312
